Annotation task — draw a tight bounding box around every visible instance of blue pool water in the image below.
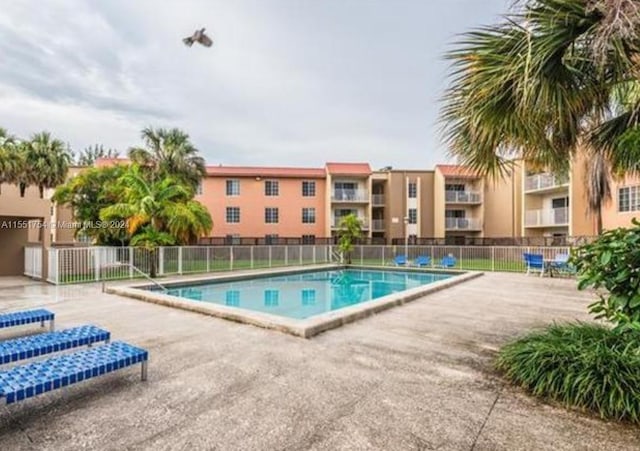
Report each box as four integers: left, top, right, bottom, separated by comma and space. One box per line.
158, 269, 452, 320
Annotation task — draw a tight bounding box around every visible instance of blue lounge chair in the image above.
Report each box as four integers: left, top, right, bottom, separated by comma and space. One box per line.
550, 253, 574, 276
0, 309, 54, 332
523, 253, 545, 277
413, 256, 432, 267
0, 341, 149, 405
440, 256, 457, 268
0, 325, 110, 365
393, 255, 407, 266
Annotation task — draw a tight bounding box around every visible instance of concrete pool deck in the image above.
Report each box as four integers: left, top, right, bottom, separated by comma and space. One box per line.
0, 272, 639, 450
107, 265, 481, 338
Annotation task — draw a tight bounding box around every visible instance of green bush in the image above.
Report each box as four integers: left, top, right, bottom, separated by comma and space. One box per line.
496, 323, 640, 423
571, 218, 640, 327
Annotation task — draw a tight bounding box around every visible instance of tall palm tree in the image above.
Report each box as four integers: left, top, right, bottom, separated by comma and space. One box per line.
129, 127, 206, 189
337, 214, 363, 264
441, 0, 640, 232
76, 144, 120, 166
0, 127, 17, 195
21, 132, 71, 198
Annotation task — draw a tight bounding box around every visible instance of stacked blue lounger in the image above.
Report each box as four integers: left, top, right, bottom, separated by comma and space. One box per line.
0, 309, 149, 405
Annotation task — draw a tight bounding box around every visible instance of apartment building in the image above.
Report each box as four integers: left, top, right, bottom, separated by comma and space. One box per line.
325, 163, 372, 237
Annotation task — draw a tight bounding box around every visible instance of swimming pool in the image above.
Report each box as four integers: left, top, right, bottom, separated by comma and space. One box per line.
157, 268, 453, 320
110, 265, 481, 338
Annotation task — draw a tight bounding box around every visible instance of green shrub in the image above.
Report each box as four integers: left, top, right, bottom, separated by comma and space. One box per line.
496, 323, 640, 423
571, 218, 640, 327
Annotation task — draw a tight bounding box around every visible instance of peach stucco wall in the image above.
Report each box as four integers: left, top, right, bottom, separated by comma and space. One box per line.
196, 176, 327, 237
601, 174, 640, 230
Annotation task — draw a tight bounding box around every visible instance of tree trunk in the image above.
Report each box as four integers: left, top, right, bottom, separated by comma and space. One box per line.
19, 183, 26, 197
39, 185, 44, 199
596, 206, 603, 235
149, 249, 157, 278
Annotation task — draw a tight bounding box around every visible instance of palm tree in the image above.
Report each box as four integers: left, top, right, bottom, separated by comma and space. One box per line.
441, 0, 640, 232
130, 226, 176, 278
21, 132, 71, 198
76, 144, 120, 166
0, 127, 17, 195
337, 214, 363, 264
129, 127, 206, 189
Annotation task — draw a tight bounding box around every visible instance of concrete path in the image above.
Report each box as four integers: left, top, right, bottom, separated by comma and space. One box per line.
0, 273, 638, 450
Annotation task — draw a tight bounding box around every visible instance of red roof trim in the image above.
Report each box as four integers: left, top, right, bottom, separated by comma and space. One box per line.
206, 165, 326, 178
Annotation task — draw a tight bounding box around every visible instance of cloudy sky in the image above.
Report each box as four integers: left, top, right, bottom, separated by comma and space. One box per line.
0, 0, 510, 169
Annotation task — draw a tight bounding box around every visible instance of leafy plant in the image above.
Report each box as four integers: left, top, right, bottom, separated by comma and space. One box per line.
572, 219, 640, 327
496, 323, 640, 423
337, 214, 363, 264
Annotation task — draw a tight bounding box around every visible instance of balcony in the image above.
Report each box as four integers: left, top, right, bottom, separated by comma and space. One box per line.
332, 189, 368, 202
525, 173, 569, 193
371, 219, 385, 231
371, 194, 385, 206
445, 190, 482, 204
445, 217, 482, 231
525, 207, 569, 227
331, 217, 369, 229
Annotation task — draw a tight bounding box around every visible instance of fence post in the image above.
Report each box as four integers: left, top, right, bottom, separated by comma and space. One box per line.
159, 247, 165, 276
285, 246, 288, 266
430, 246, 434, 267
207, 247, 210, 272
178, 247, 183, 275
94, 248, 100, 282
313, 246, 316, 264
230, 246, 234, 271
128, 248, 134, 279
250, 246, 254, 269
269, 246, 272, 267
491, 247, 495, 272
360, 246, 364, 265
381, 246, 385, 266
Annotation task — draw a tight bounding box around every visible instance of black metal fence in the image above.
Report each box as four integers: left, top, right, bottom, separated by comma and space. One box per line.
198, 236, 596, 247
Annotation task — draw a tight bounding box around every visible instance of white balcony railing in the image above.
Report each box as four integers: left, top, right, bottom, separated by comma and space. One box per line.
525, 207, 569, 227
445, 217, 482, 230
525, 173, 569, 192
371, 219, 385, 230
445, 190, 482, 203
332, 217, 369, 228
371, 194, 385, 205
332, 189, 368, 202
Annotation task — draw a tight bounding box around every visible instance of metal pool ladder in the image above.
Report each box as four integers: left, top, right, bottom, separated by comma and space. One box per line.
100, 262, 168, 293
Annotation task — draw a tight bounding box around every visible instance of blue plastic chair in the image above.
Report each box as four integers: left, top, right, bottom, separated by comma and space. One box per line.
393, 255, 407, 266
440, 256, 457, 268
414, 256, 432, 267
550, 253, 574, 275
524, 253, 545, 277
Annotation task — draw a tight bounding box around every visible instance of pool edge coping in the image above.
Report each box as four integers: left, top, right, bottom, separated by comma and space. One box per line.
106, 265, 483, 338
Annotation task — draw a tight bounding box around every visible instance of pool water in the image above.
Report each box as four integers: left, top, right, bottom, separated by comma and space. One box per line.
159, 269, 452, 320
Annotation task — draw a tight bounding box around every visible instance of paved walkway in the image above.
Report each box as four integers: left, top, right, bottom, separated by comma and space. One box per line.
0, 273, 638, 450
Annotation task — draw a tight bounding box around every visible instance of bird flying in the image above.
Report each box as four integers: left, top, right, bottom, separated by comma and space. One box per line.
183, 28, 213, 48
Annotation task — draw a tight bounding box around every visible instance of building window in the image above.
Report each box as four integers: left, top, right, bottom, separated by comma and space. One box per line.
265, 180, 279, 196
195, 181, 203, 195
445, 183, 465, 192
225, 290, 240, 307
445, 209, 466, 218
408, 208, 417, 224
618, 185, 640, 212
265, 207, 279, 223
302, 208, 316, 224
302, 234, 316, 244
408, 182, 417, 198
264, 289, 279, 306
302, 181, 316, 197
226, 207, 240, 223
301, 289, 316, 305
226, 179, 240, 196
265, 234, 279, 245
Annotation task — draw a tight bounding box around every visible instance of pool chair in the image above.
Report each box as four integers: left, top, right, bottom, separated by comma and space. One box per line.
0, 325, 110, 365
0, 341, 149, 405
439, 256, 457, 268
550, 253, 574, 276
393, 255, 407, 266
413, 256, 432, 267
0, 309, 55, 332
523, 253, 545, 277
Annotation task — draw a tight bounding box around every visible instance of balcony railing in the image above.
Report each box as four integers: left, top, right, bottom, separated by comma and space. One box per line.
371, 219, 385, 231
525, 207, 569, 227
332, 189, 368, 202
371, 194, 385, 205
445, 217, 482, 231
525, 173, 569, 192
445, 190, 482, 204
332, 217, 369, 228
